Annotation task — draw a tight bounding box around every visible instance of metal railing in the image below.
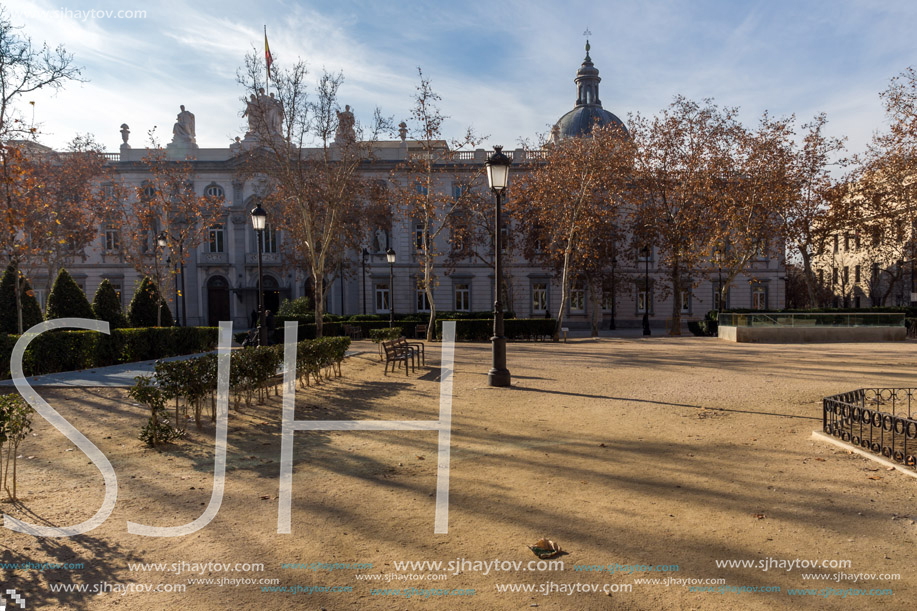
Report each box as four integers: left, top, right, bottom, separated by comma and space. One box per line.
823, 388, 917, 470
720, 313, 906, 328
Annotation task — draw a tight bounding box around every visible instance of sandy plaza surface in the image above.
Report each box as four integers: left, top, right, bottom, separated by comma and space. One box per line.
1, 336, 915, 610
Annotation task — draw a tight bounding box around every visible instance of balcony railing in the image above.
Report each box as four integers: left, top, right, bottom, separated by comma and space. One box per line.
199, 252, 228, 265
245, 252, 281, 265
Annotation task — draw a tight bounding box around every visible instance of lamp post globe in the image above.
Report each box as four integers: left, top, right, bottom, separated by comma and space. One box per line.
251, 203, 268, 346
485, 146, 512, 388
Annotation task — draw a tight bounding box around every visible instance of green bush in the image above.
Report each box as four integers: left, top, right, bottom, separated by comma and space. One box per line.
92, 279, 128, 329
46, 269, 95, 320
433, 318, 554, 341
276, 297, 314, 323
0, 326, 218, 379
0, 266, 43, 334
369, 328, 402, 343
129, 375, 183, 447
0, 392, 33, 499
128, 277, 173, 327
688, 310, 719, 337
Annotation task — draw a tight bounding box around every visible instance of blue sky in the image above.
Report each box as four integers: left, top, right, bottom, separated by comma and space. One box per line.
9, 0, 917, 156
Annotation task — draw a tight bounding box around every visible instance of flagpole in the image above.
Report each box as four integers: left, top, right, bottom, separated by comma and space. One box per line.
264, 25, 269, 95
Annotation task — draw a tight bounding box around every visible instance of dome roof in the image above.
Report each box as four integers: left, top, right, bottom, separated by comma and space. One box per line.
555, 105, 626, 140
552, 41, 627, 142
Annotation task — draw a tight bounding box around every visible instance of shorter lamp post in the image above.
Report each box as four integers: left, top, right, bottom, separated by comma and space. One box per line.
386, 248, 396, 327
714, 248, 724, 313
642, 246, 651, 336
486, 145, 511, 387
609, 255, 617, 330
156, 232, 175, 325
250, 203, 268, 346
361, 248, 370, 315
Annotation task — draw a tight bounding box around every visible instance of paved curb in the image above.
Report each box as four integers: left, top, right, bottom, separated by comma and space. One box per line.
811, 430, 917, 480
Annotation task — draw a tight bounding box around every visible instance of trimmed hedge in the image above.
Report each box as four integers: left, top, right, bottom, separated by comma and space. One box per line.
434, 318, 555, 341
0, 326, 218, 379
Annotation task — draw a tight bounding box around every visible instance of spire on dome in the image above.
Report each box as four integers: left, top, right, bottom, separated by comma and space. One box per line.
584, 39, 591, 62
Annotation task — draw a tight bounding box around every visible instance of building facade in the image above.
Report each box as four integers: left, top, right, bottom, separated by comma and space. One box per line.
27, 45, 786, 329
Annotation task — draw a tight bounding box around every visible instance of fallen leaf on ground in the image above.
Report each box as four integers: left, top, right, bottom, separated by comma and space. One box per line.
753, 513, 766, 520
528, 538, 562, 559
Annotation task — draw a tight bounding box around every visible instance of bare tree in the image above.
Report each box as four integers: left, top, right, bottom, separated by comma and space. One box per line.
0, 8, 82, 331
236, 52, 389, 337
390, 68, 483, 339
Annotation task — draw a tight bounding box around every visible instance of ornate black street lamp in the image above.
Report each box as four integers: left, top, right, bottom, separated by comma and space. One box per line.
609, 255, 617, 330
486, 145, 511, 387
642, 245, 651, 336
250, 203, 268, 346
714, 247, 724, 313
386, 248, 396, 328
361, 248, 370, 315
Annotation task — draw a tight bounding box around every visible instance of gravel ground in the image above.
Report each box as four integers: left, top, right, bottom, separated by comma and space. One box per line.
1, 336, 915, 610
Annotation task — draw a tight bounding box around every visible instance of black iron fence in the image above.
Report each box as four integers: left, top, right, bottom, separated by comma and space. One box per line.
823, 388, 917, 470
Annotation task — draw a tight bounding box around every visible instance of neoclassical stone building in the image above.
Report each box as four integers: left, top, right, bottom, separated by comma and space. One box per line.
31, 44, 786, 329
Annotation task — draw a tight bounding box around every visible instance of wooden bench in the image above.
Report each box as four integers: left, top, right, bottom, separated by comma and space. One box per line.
382, 339, 414, 375
395, 336, 424, 366
342, 324, 363, 340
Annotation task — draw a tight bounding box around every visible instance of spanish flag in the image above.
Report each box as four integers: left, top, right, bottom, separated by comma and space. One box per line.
264, 26, 273, 80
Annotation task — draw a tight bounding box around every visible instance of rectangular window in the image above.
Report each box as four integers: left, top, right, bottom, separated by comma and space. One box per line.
452, 184, 467, 200
208, 224, 224, 253
454, 283, 470, 312
416, 283, 430, 312
532, 282, 547, 314
260, 226, 277, 253
713, 285, 728, 311
374, 283, 390, 313
104, 224, 120, 251
637, 291, 649, 314
844, 234, 850, 251
569, 285, 585, 313
832, 267, 838, 285
752, 285, 767, 310
855, 233, 861, 249
414, 223, 425, 251
833, 234, 839, 253
843, 266, 849, 284
855, 265, 861, 283
680, 290, 691, 314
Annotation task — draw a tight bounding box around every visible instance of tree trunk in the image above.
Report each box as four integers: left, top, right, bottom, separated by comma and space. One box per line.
800, 250, 817, 308
13, 263, 23, 334
670, 260, 682, 336
588, 275, 601, 337
314, 274, 325, 338
554, 248, 572, 341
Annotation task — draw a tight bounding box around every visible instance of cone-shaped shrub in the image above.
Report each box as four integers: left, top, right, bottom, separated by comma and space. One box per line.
127, 277, 173, 327
0, 265, 44, 334
92, 279, 128, 329
45, 269, 95, 321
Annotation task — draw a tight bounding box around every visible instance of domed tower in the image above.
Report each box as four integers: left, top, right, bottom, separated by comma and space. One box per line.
552, 41, 627, 142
